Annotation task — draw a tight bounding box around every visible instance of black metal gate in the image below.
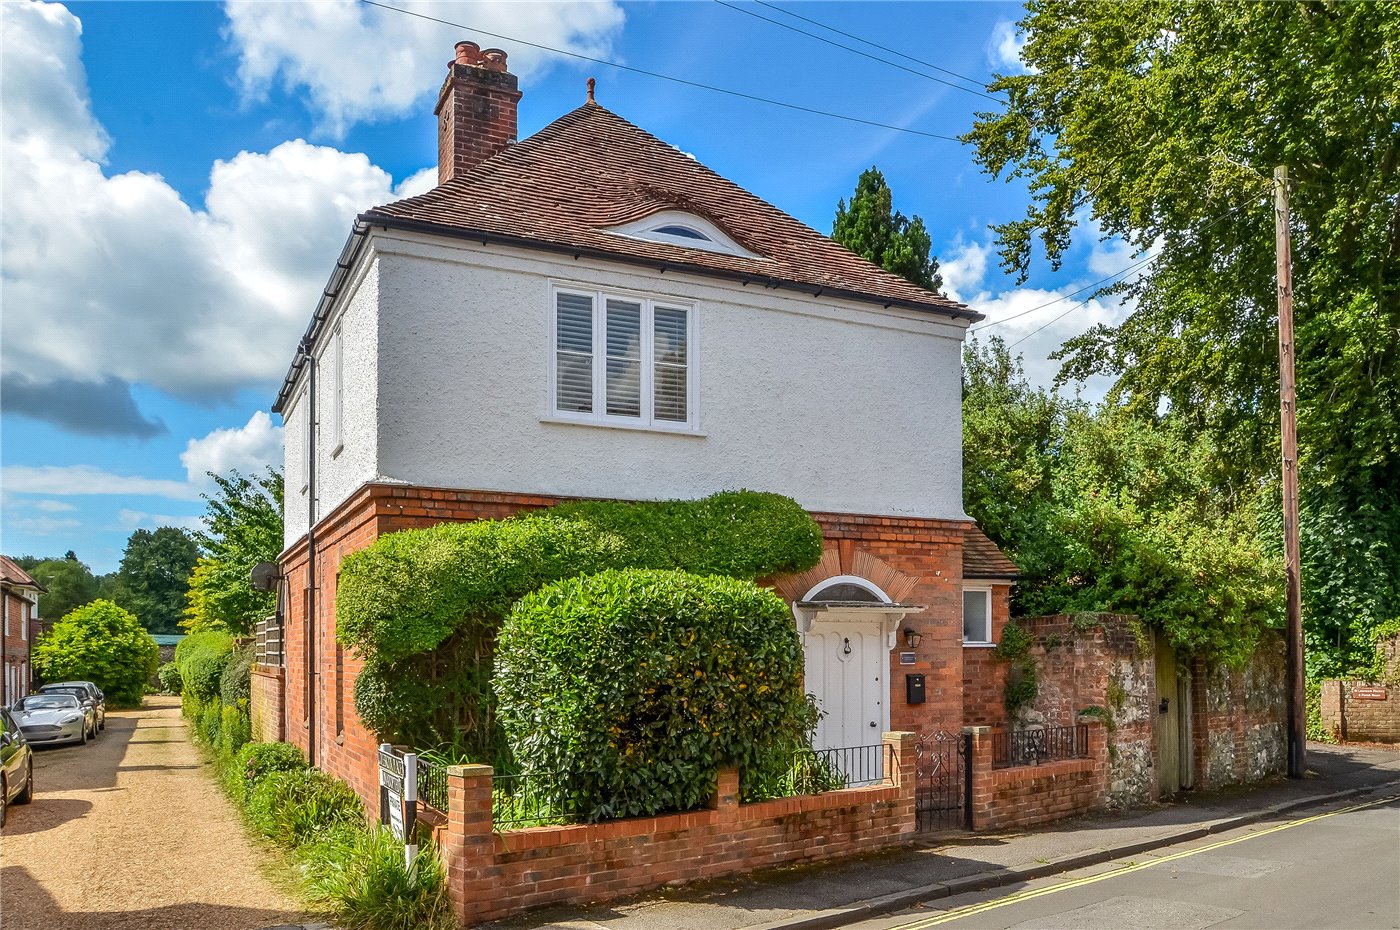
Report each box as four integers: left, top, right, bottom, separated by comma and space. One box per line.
915, 730, 971, 832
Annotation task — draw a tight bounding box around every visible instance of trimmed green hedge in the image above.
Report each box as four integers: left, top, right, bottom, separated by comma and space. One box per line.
176, 631, 236, 702
336, 491, 823, 756
496, 569, 814, 821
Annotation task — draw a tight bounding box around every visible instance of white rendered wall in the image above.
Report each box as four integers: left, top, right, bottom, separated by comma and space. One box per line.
282, 258, 381, 548
370, 232, 969, 522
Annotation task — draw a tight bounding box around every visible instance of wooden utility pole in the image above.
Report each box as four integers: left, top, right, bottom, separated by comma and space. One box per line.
1275, 165, 1306, 779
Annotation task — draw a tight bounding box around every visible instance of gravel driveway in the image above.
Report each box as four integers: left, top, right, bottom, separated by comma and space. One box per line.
0, 695, 305, 930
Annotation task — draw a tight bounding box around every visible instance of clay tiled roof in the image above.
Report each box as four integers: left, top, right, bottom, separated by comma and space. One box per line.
963, 527, 1018, 580
364, 102, 978, 322
0, 556, 46, 592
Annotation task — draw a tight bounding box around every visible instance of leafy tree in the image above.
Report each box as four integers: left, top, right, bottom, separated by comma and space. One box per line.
32, 600, 158, 705
116, 527, 201, 634
966, 1, 1400, 671
16, 553, 99, 619
833, 166, 943, 291
183, 469, 283, 635
963, 338, 1281, 662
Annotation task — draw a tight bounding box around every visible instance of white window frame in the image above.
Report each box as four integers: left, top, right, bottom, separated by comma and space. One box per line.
547, 284, 699, 433
605, 209, 763, 259
330, 324, 344, 457
962, 585, 994, 646
21, 598, 28, 641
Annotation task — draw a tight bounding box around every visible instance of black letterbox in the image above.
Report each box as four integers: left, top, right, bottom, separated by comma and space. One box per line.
905, 673, 926, 704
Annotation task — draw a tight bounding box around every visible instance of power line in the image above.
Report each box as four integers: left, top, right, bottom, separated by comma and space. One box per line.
711, 0, 1001, 104
359, 0, 963, 142
749, 0, 1002, 101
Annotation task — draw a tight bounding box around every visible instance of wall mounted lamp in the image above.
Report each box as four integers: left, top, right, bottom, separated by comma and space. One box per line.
903, 627, 923, 649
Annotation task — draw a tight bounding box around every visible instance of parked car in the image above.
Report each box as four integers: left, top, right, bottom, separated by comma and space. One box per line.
0, 708, 34, 828
12, 693, 95, 746
39, 681, 105, 731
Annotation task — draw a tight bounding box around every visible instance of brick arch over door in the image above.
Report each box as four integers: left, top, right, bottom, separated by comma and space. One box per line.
772, 546, 920, 605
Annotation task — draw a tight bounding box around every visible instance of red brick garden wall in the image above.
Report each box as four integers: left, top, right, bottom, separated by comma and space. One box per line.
436, 732, 918, 926
249, 664, 285, 743
1320, 680, 1400, 743
964, 723, 1109, 831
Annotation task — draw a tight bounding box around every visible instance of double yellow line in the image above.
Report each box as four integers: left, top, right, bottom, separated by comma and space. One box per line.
892, 792, 1400, 928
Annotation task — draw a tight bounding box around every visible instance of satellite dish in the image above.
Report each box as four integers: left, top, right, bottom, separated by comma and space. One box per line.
250, 562, 282, 592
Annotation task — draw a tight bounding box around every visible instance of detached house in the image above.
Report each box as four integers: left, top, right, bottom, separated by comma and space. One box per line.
263, 42, 1017, 807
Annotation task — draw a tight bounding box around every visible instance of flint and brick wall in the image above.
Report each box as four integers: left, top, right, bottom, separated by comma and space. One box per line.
249, 664, 285, 743
1320, 680, 1400, 744
964, 723, 1109, 831
1188, 636, 1287, 788
435, 732, 918, 926
279, 482, 989, 811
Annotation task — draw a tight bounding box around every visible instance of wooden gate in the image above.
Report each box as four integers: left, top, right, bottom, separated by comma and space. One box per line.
1155, 636, 1182, 797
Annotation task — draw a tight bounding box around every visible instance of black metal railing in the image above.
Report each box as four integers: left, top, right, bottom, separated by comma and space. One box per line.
417, 758, 448, 813
991, 724, 1089, 768
804, 743, 895, 789
491, 772, 571, 829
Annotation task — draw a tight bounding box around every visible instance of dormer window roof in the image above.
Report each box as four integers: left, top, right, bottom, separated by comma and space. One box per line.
605, 210, 763, 259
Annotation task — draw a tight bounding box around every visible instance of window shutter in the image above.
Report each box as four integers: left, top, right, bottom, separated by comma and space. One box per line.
605, 298, 642, 417
653, 306, 688, 422
555, 292, 594, 413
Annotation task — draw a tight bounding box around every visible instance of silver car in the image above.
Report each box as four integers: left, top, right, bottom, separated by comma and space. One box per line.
11, 694, 95, 746
39, 681, 105, 732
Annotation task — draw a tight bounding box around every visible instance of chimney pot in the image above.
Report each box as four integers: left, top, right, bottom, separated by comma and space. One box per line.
482, 48, 508, 72
454, 41, 481, 66
435, 41, 521, 185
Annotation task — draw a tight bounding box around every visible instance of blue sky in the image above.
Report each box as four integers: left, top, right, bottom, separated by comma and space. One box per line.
1, 0, 1135, 574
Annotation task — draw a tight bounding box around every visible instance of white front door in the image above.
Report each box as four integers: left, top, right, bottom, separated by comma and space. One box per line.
803, 618, 889, 751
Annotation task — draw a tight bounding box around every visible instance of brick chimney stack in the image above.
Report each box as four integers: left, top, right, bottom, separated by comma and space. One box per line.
435, 41, 521, 185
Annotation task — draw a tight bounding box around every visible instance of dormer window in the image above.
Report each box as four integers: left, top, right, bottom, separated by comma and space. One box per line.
605, 210, 763, 259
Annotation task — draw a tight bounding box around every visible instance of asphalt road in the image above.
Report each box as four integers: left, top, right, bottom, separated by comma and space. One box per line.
848, 791, 1400, 930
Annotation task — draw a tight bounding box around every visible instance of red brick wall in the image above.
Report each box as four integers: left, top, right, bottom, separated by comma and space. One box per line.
964, 723, 1108, 831
279, 482, 979, 811
438, 732, 918, 925
961, 585, 1013, 728
2, 589, 36, 704
1321, 680, 1400, 743
249, 664, 285, 744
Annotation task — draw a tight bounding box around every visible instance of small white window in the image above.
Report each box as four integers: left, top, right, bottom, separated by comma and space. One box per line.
21, 600, 28, 641
330, 325, 344, 456
550, 286, 696, 431
605, 210, 763, 259
963, 588, 992, 644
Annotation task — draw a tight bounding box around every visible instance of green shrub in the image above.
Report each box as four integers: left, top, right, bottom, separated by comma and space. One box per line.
551, 490, 823, 580
496, 568, 814, 821
220, 702, 251, 756
220, 642, 254, 705
157, 661, 183, 694
337, 491, 823, 754
248, 767, 364, 847
31, 600, 159, 705
198, 698, 224, 746
234, 740, 307, 792
177, 631, 236, 702
299, 825, 454, 930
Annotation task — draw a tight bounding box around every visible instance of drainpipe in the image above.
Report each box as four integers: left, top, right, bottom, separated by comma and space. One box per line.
306, 348, 319, 767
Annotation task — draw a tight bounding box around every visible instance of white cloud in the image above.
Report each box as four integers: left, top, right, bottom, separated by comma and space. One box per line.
8, 515, 82, 535
34, 500, 78, 513
988, 20, 1033, 75
116, 509, 206, 534
1, 465, 197, 500
0, 2, 436, 421
180, 411, 284, 487
939, 240, 991, 304
223, 0, 626, 137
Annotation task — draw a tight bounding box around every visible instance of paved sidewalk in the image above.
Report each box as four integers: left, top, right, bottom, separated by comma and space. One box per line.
488, 743, 1400, 930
